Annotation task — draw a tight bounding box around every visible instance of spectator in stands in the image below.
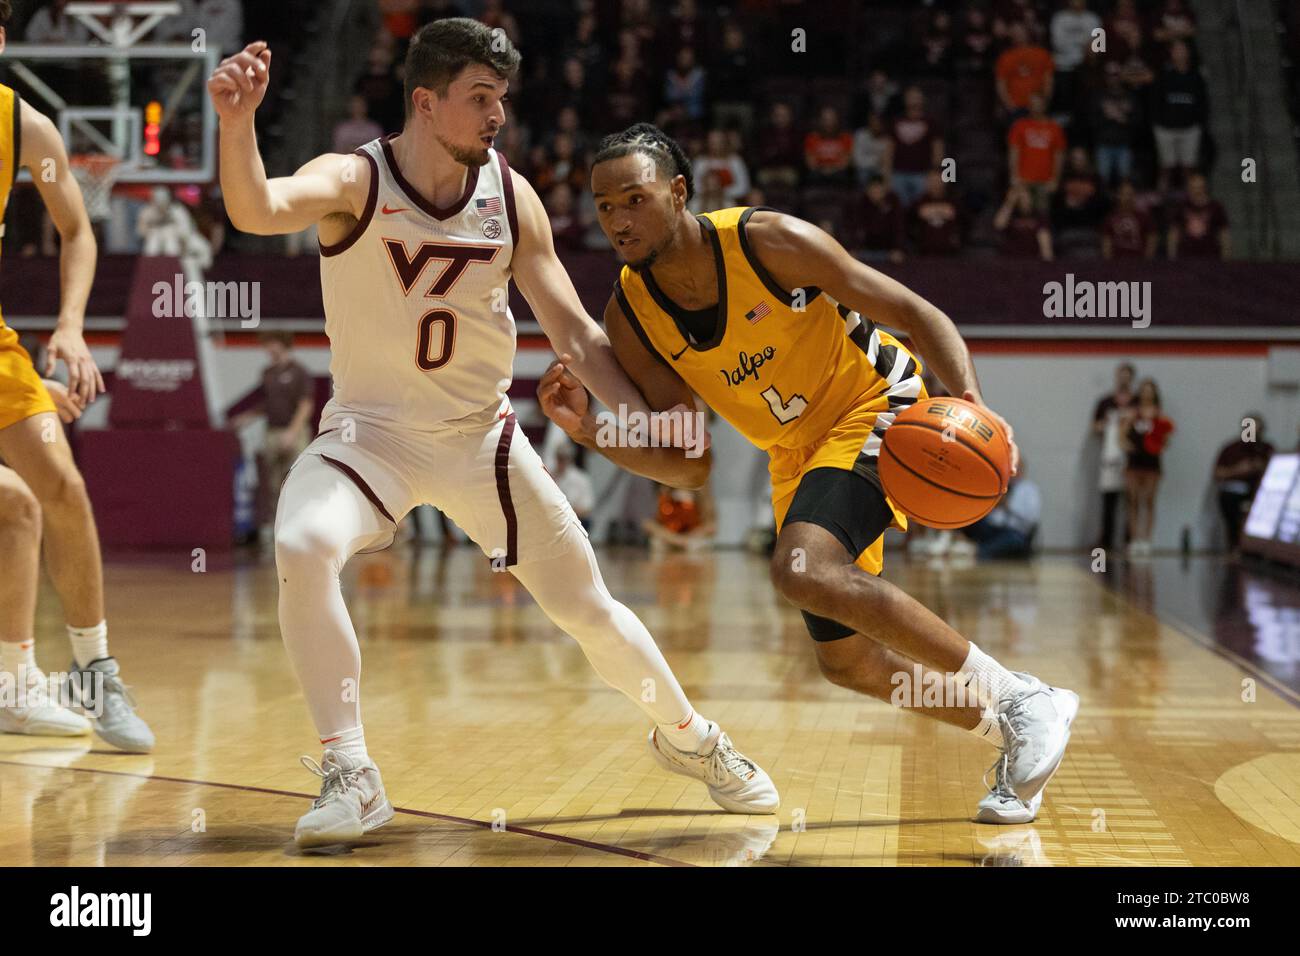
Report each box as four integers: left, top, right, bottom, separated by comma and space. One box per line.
1008, 92, 1065, 213
228, 332, 315, 537
1151, 39, 1208, 192
882, 86, 945, 208
604, 55, 652, 130
1101, 180, 1157, 259
355, 44, 403, 134
1091, 61, 1140, 187
378, 0, 418, 41
549, 58, 596, 125
862, 69, 901, 120
995, 20, 1054, 120
993, 184, 1053, 260
755, 102, 803, 189
1049, 0, 1101, 118
993, 0, 1045, 43
693, 129, 750, 208
137, 186, 211, 268
661, 46, 707, 126
909, 171, 964, 256
1152, 0, 1198, 47
1115, 23, 1157, 93
916, 9, 955, 76
708, 22, 754, 135
1168, 172, 1229, 259
958, 469, 1042, 560
1053, 146, 1106, 234
1213, 414, 1274, 555
852, 174, 905, 262
853, 112, 889, 185
563, 11, 603, 75
1121, 378, 1175, 557
804, 106, 854, 185
1091, 363, 1137, 553
23, 0, 90, 42
332, 96, 383, 155
956, 5, 996, 75
544, 184, 586, 252
478, 0, 520, 46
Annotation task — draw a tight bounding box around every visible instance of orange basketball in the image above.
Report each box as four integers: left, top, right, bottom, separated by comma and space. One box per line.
878, 398, 1012, 529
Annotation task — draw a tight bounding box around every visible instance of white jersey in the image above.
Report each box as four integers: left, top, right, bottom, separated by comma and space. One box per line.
318, 137, 520, 432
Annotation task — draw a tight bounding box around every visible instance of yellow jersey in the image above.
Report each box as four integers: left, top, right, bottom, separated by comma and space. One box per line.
0, 82, 19, 328
615, 206, 921, 453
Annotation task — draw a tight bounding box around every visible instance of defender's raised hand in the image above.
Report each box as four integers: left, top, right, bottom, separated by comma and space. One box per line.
207, 41, 272, 120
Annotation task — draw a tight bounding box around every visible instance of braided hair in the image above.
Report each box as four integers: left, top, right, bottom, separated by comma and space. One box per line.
593, 123, 695, 200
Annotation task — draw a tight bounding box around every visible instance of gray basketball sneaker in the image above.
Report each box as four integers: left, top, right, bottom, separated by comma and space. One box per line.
295, 750, 394, 848
996, 673, 1079, 802
648, 722, 779, 814
976, 752, 1044, 824
65, 657, 155, 753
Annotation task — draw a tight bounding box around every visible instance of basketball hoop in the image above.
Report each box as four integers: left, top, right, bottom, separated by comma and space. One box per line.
70, 153, 122, 222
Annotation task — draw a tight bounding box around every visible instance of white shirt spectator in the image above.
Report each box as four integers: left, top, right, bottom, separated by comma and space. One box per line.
693, 154, 751, 207
853, 126, 888, 180
1051, 6, 1102, 72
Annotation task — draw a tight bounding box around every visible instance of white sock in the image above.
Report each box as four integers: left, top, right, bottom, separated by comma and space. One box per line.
68, 620, 109, 668
321, 725, 369, 765
657, 710, 715, 754
970, 708, 1005, 749
954, 642, 1030, 711
0, 640, 39, 682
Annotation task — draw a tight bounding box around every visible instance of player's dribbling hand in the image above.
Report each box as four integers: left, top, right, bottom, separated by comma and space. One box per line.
42, 379, 85, 425
207, 41, 272, 120
963, 390, 1019, 477
537, 354, 591, 438
45, 327, 105, 405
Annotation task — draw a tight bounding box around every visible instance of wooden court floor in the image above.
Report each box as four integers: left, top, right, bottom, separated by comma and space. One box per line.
3, 546, 1298, 867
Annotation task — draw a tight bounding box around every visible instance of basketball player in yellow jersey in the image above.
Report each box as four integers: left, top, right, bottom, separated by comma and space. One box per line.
540, 124, 1079, 823
0, 2, 153, 750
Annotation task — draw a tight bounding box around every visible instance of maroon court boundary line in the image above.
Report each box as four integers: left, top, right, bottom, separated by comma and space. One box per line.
0, 758, 695, 867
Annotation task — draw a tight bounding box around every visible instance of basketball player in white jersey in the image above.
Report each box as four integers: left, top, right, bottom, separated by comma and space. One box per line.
208, 20, 778, 848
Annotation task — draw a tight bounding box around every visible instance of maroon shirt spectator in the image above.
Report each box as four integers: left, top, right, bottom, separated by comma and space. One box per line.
956, 6, 996, 74
852, 176, 905, 259
887, 87, 943, 175
754, 102, 803, 187
909, 172, 963, 256
1053, 147, 1106, 230
994, 185, 1052, 259
1169, 173, 1229, 259
1101, 181, 1156, 259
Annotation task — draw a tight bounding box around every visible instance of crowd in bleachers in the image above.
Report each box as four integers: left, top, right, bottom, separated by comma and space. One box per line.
335, 0, 1230, 262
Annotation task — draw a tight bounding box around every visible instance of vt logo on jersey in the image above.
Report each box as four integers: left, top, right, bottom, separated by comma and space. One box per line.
719, 346, 776, 387
382, 239, 499, 298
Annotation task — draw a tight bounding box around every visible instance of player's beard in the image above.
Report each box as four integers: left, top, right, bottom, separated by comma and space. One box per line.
435, 132, 491, 168
624, 230, 674, 273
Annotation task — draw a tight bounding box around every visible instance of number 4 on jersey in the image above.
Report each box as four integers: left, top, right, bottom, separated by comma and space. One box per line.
761, 384, 808, 424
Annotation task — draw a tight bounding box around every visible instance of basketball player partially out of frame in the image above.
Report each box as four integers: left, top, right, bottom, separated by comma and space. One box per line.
208, 20, 778, 848
0, 2, 155, 751
538, 125, 1080, 824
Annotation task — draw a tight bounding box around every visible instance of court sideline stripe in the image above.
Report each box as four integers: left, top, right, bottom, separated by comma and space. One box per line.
0, 759, 695, 867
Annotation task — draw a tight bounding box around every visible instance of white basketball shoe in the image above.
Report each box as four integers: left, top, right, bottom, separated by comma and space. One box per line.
295, 749, 394, 848
648, 722, 779, 814
0, 669, 91, 737
996, 673, 1079, 802
975, 752, 1044, 825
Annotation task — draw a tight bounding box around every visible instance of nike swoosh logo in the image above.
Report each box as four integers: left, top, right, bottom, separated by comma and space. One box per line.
670, 344, 689, 361
381, 204, 410, 215
361, 792, 382, 813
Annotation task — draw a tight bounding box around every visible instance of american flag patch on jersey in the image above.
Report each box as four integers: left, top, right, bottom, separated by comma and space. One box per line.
745, 301, 772, 324
475, 196, 503, 217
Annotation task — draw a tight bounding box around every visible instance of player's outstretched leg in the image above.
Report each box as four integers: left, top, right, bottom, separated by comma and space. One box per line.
275, 455, 396, 846
0, 414, 152, 751
508, 523, 779, 814
0, 467, 90, 737
772, 521, 1078, 812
